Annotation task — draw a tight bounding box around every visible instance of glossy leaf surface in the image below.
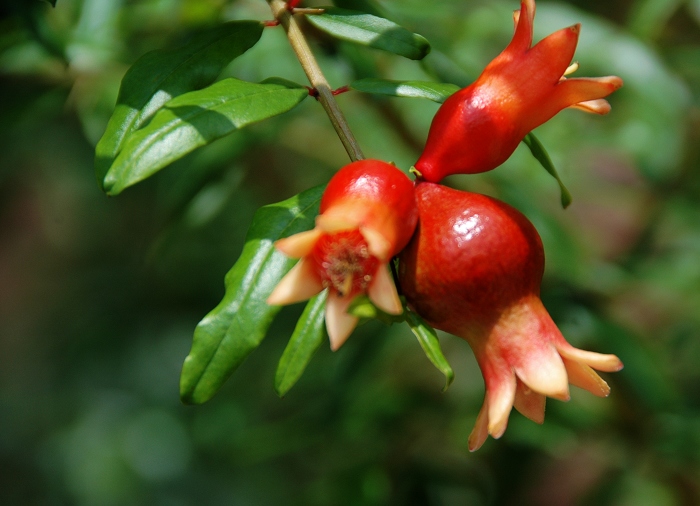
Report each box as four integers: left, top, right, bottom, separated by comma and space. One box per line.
404, 306, 454, 391
95, 21, 263, 188
523, 132, 573, 208
274, 292, 328, 397
306, 7, 430, 60
103, 79, 308, 195
350, 78, 459, 103
180, 185, 324, 405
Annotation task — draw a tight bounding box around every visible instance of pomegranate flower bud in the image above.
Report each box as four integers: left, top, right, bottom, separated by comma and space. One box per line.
398, 183, 623, 451
268, 160, 418, 351
414, 0, 623, 182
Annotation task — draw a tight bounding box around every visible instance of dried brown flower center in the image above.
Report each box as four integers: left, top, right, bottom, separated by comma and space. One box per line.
311, 230, 379, 297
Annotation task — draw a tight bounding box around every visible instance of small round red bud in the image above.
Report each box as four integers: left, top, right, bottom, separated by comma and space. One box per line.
268, 159, 418, 350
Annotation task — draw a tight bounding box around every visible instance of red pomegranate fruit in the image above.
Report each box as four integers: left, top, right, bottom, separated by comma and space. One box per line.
398, 182, 622, 450
268, 159, 418, 350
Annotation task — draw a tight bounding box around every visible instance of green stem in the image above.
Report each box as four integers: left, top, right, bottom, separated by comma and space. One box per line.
266, 0, 365, 162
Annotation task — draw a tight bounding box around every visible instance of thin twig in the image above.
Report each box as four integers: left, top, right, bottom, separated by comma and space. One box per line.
266, 0, 365, 162
292, 8, 325, 15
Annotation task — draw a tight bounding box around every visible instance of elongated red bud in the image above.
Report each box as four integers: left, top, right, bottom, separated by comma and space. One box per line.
414, 0, 622, 182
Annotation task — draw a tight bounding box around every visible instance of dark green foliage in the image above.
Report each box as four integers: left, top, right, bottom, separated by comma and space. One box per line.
103, 79, 308, 195
404, 306, 454, 391
275, 292, 328, 397
95, 21, 264, 188
181, 185, 324, 404
350, 78, 459, 103
522, 132, 573, 208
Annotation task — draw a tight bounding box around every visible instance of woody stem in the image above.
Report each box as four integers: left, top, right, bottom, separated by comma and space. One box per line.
266, 0, 364, 162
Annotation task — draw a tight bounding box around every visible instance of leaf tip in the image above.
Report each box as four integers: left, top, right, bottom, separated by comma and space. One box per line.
104, 186, 122, 197
274, 382, 290, 399
179, 383, 198, 405
441, 369, 455, 392
179, 355, 209, 405
179, 382, 215, 405
561, 191, 573, 209
413, 37, 432, 60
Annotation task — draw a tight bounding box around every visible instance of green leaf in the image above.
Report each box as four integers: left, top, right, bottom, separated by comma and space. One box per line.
350, 78, 459, 103
404, 306, 454, 391
274, 291, 328, 397
180, 185, 324, 405
305, 7, 430, 60
95, 21, 264, 189
103, 78, 308, 195
522, 132, 573, 209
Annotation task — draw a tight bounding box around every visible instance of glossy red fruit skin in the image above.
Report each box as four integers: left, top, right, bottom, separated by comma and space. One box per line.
321, 159, 414, 213
398, 182, 622, 451
319, 159, 419, 257
413, 87, 523, 183
398, 182, 544, 334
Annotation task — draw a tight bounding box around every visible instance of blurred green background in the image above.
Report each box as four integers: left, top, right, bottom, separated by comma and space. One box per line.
2, 0, 700, 504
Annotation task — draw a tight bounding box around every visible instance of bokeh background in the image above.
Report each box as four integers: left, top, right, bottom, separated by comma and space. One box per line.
2, 0, 700, 504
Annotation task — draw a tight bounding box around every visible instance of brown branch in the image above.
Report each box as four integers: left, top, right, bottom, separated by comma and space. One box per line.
266, 0, 364, 162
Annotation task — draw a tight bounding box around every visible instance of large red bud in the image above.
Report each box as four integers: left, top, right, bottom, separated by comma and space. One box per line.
399, 182, 622, 450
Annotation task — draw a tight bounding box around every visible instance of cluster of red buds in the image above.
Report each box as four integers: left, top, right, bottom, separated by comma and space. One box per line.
268, 0, 623, 450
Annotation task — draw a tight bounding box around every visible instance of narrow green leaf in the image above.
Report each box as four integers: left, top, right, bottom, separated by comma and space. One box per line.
350, 78, 459, 103
180, 185, 324, 405
274, 291, 328, 397
522, 132, 573, 208
103, 79, 308, 195
306, 7, 430, 60
404, 307, 454, 391
95, 21, 264, 188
